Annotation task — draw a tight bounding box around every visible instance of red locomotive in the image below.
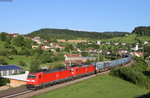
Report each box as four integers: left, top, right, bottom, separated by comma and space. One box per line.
26, 64, 95, 90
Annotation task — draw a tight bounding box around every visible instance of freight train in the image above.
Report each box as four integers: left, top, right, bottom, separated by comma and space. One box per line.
26, 55, 132, 90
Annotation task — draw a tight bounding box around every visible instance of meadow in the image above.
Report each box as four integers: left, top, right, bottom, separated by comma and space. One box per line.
102, 34, 150, 44
32, 75, 149, 98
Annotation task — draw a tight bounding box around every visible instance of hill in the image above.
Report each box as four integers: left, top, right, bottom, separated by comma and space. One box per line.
132, 26, 150, 36
26, 28, 129, 40
102, 33, 150, 44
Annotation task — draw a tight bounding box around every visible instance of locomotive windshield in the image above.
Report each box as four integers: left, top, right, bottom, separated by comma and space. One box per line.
28, 74, 36, 79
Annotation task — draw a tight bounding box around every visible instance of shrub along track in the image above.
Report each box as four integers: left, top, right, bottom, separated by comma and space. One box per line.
1, 60, 134, 98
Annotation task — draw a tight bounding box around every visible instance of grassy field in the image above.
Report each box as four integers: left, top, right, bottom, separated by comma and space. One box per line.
102, 34, 150, 44
0, 55, 64, 70
0, 55, 33, 69
32, 75, 149, 98
0, 41, 4, 49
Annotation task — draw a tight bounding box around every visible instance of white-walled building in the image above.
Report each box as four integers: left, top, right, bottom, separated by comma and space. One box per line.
0, 65, 23, 76
131, 44, 139, 51
2, 71, 29, 87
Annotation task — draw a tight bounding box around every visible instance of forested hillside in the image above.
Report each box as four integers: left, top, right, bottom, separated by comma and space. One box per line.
132, 26, 150, 36
26, 28, 129, 39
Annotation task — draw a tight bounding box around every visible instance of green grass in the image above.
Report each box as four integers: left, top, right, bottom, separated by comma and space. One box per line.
32, 75, 149, 98
0, 41, 4, 49
0, 55, 65, 70
102, 34, 150, 44
0, 55, 33, 69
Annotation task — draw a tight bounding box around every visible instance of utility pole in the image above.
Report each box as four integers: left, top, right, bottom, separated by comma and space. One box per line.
69, 50, 72, 67
143, 41, 145, 59
97, 49, 100, 62
143, 32, 145, 59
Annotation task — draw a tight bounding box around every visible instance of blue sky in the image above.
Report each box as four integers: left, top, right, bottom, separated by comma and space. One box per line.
0, 0, 150, 34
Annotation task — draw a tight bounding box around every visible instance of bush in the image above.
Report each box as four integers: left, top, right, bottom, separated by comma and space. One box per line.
11, 49, 18, 55
110, 67, 150, 89
0, 50, 9, 56
30, 60, 41, 72
0, 77, 10, 86
0, 58, 8, 65
131, 57, 148, 72
18, 61, 27, 66
0, 32, 7, 41
110, 57, 150, 89
40, 53, 53, 63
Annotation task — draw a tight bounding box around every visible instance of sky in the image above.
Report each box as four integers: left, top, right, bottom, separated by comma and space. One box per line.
0, 0, 150, 34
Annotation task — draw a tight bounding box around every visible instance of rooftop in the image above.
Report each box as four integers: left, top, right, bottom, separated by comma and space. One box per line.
65, 54, 80, 57
0, 65, 23, 71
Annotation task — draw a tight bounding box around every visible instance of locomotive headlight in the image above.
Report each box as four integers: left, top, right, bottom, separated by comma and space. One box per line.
27, 80, 35, 82
31, 80, 35, 82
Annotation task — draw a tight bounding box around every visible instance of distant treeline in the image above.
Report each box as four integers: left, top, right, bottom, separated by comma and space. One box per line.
26, 28, 129, 40
132, 26, 150, 36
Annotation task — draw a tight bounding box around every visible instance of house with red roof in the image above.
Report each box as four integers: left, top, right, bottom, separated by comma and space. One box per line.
130, 52, 144, 57
64, 54, 96, 65
7, 33, 19, 37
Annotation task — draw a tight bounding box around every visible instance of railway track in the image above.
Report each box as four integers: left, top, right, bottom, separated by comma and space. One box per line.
0, 60, 134, 98
0, 86, 32, 98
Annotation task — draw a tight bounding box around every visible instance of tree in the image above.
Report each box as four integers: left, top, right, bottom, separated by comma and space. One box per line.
18, 61, 27, 66
56, 48, 60, 52
132, 26, 150, 36
4, 36, 12, 48
24, 49, 31, 56
0, 32, 7, 41
23, 39, 32, 49
40, 53, 53, 63
35, 47, 43, 54
3, 41, 11, 48
11, 48, 18, 55
65, 44, 74, 52
81, 52, 90, 57
12, 35, 24, 47
0, 77, 10, 86
0, 50, 9, 56
30, 60, 41, 72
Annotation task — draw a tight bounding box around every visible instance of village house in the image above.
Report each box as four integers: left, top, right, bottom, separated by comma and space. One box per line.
131, 44, 139, 51
81, 57, 96, 62
121, 43, 127, 46
50, 43, 65, 50
0, 65, 23, 76
44, 39, 51, 43
64, 54, 96, 65
114, 42, 119, 45
7, 33, 19, 37
130, 52, 144, 57
32, 45, 39, 49
2, 71, 29, 87
144, 41, 149, 45
41, 45, 50, 51
96, 41, 101, 45
64, 54, 82, 61
27, 37, 42, 44
64, 54, 83, 65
